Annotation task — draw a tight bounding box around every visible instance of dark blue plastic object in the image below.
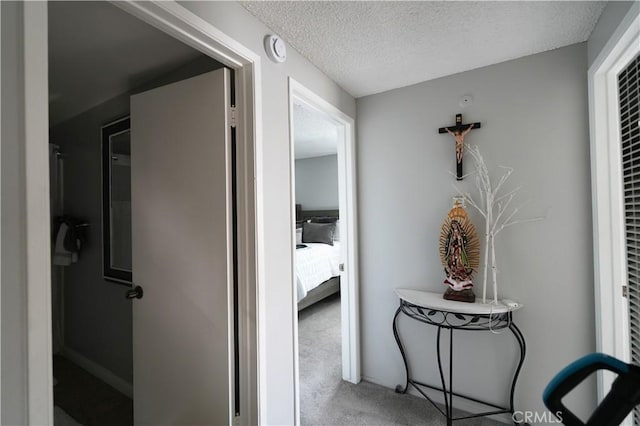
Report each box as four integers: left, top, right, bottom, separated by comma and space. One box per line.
543, 353, 640, 426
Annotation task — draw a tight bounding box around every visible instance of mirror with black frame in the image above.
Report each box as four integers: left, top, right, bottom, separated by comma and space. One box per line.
102, 117, 132, 284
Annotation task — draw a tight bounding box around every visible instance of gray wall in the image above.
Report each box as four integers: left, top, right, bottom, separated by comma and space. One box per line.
295, 155, 339, 210
587, 1, 635, 67
49, 56, 223, 385
51, 94, 133, 382
356, 43, 595, 420
1, 2, 28, 424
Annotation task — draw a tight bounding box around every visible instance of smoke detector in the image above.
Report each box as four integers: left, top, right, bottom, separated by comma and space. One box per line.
264, 35, 287, 63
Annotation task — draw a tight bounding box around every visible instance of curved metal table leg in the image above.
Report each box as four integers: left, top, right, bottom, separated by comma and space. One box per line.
508, 321, 526, 416
448, 327, 454, 425
436, 326, 450, 422
393, 305, 409, 394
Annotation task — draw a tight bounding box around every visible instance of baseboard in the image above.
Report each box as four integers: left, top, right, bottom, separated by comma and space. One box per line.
61, 346, 133, 398
361, 375, 512, 425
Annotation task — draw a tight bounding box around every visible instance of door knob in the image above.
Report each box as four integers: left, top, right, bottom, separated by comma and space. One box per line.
126, 285, 144, 300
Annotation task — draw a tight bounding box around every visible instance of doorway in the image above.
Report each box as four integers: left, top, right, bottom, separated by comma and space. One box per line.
22, 2, 261, 424
589, 4, 639, 424
288, 79, 360, 423
48, 3, 235, 424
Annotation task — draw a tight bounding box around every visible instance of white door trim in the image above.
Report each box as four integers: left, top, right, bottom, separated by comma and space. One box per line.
23, 3, 54, 424
588, 1, 639, 406
23, 1, 264, 424
288, 78, 361, 424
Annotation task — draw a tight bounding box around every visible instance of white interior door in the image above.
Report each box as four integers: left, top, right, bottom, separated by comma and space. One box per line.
130, 68, 234, 425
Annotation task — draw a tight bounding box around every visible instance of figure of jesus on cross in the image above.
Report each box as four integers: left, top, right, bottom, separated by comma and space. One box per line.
446, 124, 474, 165
438, 113, 482, 180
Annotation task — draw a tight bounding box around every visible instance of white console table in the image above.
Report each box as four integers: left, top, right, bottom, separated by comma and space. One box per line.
393, 288, 526, 425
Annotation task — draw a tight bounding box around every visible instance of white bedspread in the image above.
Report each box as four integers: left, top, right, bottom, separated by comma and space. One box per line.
296, 242, 341, 302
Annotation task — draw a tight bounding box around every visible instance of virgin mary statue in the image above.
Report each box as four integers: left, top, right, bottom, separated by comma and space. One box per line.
439, 201, 480, 303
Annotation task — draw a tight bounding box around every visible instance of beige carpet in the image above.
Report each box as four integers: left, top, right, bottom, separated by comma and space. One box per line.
298, 294, 501, 425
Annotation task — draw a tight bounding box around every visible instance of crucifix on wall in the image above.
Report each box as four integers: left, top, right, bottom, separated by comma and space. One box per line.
438, 114, 482, 180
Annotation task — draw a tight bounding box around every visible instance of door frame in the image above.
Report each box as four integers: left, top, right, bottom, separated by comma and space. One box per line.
588, 1, 639, 406
287, 78, 360, 423
22, 1, 264, 424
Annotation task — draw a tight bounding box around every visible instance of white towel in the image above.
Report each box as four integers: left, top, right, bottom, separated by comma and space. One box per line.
53, 223, 77, 266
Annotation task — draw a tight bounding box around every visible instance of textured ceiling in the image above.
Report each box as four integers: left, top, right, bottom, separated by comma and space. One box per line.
49, 1, 204, 125
294, 102, 338, 159
241, 1, 607, 98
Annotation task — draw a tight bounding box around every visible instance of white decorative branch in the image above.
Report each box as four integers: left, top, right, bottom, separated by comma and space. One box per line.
453, 144, 543, 303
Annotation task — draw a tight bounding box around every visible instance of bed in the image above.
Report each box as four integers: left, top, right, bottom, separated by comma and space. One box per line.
296, 206, 341, 310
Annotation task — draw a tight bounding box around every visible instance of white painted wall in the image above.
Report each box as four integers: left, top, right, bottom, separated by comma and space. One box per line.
1, 2, 28, 424
178, 3, 356, 424
357, 43, 596, 420
295, 155, 339, 210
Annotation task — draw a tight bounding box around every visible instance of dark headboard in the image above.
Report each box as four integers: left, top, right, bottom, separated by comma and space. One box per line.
300, 208, 339, 222
296, 204, 339, 223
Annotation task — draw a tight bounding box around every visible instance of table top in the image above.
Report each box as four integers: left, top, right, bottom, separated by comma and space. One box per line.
396, 288, 522, 315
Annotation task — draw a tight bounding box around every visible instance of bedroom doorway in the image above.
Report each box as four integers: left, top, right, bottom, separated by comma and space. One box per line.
288, 79, 360, 423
